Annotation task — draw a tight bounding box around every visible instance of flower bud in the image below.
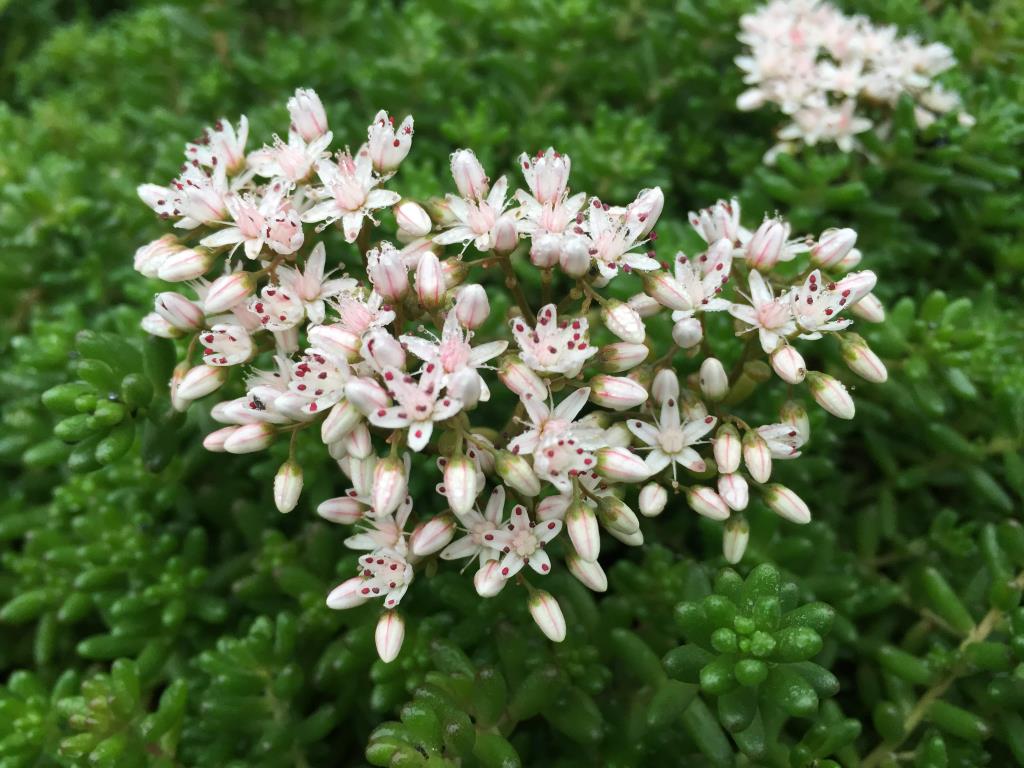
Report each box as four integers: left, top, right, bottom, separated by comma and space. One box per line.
492, 214, 519, 256
394, 201, 432, 237
839, 334, 888, 383
368, 111, 413, 173
566, 553, 608, 592
309, 324, 361, 362
601, 299, 645, 344
525, 232, 559, 268
474, 560, 507, 598
155, 292, 204, 331
699, 357, 729, 401
223, 422, 275, 454
627, 187, 664, 237
454, 284, 490, 329
528, 590, 567, 643
780, 400, 810, 442
811, 227, 857, 268
170, 361, 190, 412
317, 496, 366, 525
628, 292, 662, 318
566, 499, 601, 562
326, 577, 369, 610
770, 346, 806, 384
141, 312, 181, 339
643, 271, 689, 311
685, 486, 730, 521
597, 342, 647, 373
321, 399, 362, 443
596, 496, 641, 536
372, 456, 408, 516
746, 218, 787, 270
717, 473, 749, 511
274, 461, 303, 513
496, 450, 541, 496
367, 245, 409, 301
288, 88, 328, 142
202, 426, 237, 452
157, 247, 215, 282
713, 424, 742, 474
410, 514, 457, 556
451, 149, 489, 199
742, 429, 772, 483
807, 371, 856, 419
837, 247, 862, 272
723, 517, 750, 564
176, 364, 228, 402
342, 424, 372, 458
374, 611, 405, 663
204, 272, 256, 314
595, 447, 650, 483
764, 484, 811, 524
652, 369, 680, 405
134, 235, 182, 277
834, 270, 877, 305
639, 483, 668, 517
850, 292, 885, 323
415, 251, 446, 309
604, 421, 632, 448
588, 375, 648, 411
348, 456, 376, 498
498, 357, 547, 402
345, 377, 392, 414
444, 455, 478, 516
672, 318, 704, 349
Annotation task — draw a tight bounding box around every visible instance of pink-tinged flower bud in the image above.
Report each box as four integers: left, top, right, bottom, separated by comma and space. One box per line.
372, 456, 408, 516
840, 334, 888, 383
837, 248, 862, 272
528, 590, 566, 642
347, 456, 376, 497
394, 200, 432, 237
204, 272, 256, 314
597, 342, 647, 373
604, 421, 632, 448
746, 218, 788, 270
601, 300, 646, 344
176, 364, 228, 402
441, 257, 468, 289
627, 187, 664, 238
450, 149, 489, 199
780, 400, 810, 442
374, 611, 405, 663
367, 244, 409, 301
368, 110, 413, 172
288, 88, 328, 142
561, 239, 593, 280
685, 486, 730, 521
492, 214, 519, 256
596, 447, 650, 482
713, 424, 742, 474
742, 430, 772, 483
807, 371, 856, 419
643, 271, 688, 311
326, 576, 369, 610
498, 356, 547, 402
410, 514, 457, 556
522, 149, 571, 205
811, 227, 857, 268
317, 496, 366, 525
652, 369, 680, 405
607, 526, 645, 547
328, 442, 348, 461
309, 324, 361, 362
628, 292, 662, 318
444, 455, 478, 516
455, 284, 490, 329
362, 329, 405, 370
566, 499, 600, 562
834, 270, 877, 305
588, 375, 648, 411
764, 484, 811, 524
474, 560, 507, 598
157, 247, 215, 282
202, 426, 237, 452
850, 292, 885, 323
343, 423, 373, 459
274, 461, 303, 513
415, 251, 446, 309
565, 553, 608, 592
155, 292, 204, 331
496, 450, 541, 496
597, 496, 641, 536
532, 233, 562, 268
770, 346, 806, 384
639, 483, 668, 517
672, 318, 704, 349
134, 235, 182, 277
169, 361, 190, 412
723, 517, 750, 564
345, 378, 392, 414
699, 358, 729, 401
718, 473, 749, 511
141, 312, 181, 339
223, 422, 275, 454
321, 399, 362, 443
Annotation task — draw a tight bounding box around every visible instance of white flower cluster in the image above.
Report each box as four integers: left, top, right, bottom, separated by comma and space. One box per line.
736, 0, 972, 160
134, 89, 890, 661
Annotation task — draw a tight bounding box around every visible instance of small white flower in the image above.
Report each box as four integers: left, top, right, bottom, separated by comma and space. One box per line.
627, 396, 717, 480
302, 149, 401, 242
510, 304, 598, 378
440, 486, 508, 566
489, 504, 562, 579
729, 269, 797, 353
370, 365, 463, 451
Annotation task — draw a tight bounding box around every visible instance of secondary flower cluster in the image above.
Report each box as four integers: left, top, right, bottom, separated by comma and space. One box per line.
736, 0, 972, 160
134, 89, 889, 661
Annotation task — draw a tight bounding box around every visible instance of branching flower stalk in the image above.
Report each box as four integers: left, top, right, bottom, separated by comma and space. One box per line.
134, 89, 891, 661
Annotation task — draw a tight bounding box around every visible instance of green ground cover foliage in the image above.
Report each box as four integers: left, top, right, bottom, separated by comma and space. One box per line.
1, 0, 1023, 765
